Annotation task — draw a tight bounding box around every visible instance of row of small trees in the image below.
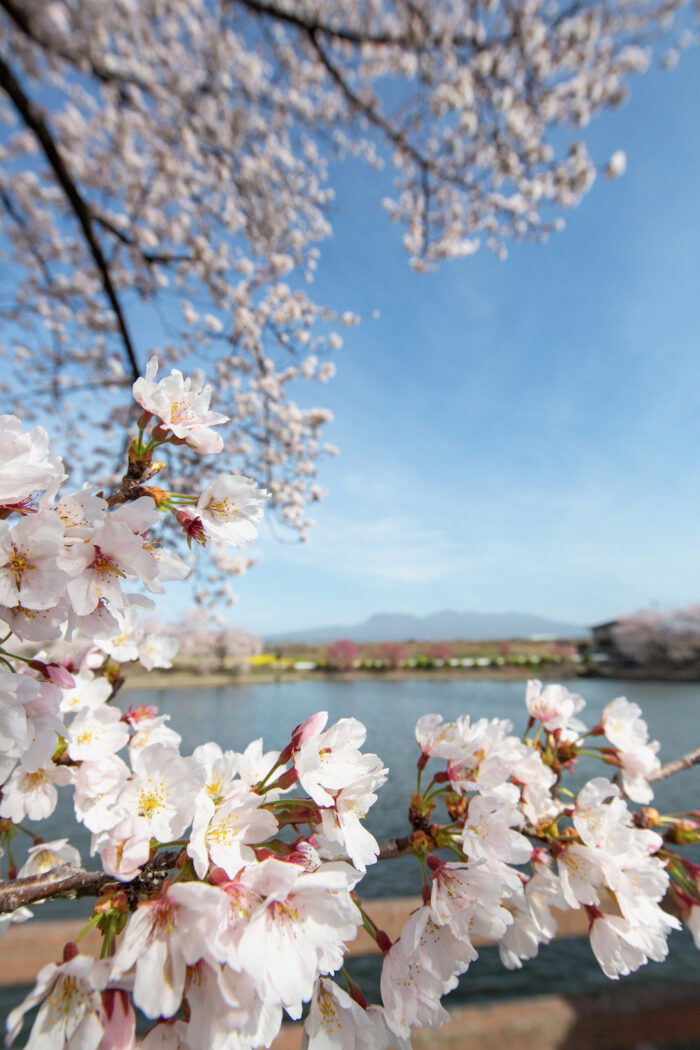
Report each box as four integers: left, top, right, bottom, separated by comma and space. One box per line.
323, 639, 579, 670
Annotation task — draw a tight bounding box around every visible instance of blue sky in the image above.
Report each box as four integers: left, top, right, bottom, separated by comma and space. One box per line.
221, 52, 700, 637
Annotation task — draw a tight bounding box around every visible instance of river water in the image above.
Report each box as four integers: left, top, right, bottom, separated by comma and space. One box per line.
2, 676, 699, 1019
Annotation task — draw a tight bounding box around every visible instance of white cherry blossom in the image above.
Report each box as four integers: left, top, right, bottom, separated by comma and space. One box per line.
111, 882, 224, 1018
380, 931, 451, 1039
72, 754, 131, 833
316, 754, 388, 872
60, 519, 155, 617
66, 705, 129, 763
294, 715, 373, 807
60, 670, 112, 715
0, 416, 65, 506
196, 475, 269, 547
95, 815, 151, 883
429, 858, 516, 942
236, 858, 361, 1019
461, 793, 532, 868
6, 952, 110, 1050
602, 697, 656, 751
115, 745, 205, 843
18, 838, 81, 877
303, 978, 376, 1050
187, 784, 278, 879
601, 698, 661, 801
133, 358, 229, 454
400, 904, 479, 986
0, 512, 68, 610
589, 912, 675, 979
0, 762, 72, 822
557, 843, 619, 909
525, 680, 587, 734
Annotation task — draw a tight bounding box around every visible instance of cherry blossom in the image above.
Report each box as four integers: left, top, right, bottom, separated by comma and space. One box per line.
18, 838, 81, 877
525, 680, 587, 733
187, 784, 278, 879
0, 762, 72, 822
59, 519, 156, 617
601, 697, 661, 802
293, 715, 375, 807
589, 913, 674, 979
429, 858, 516, 942
59, 670, 112, 715
110, 882, 224, 1019
114, 745, 205, 845
0, 416, 65, 506
133, 358, 229, 454
498, 867, 566, 970
66, 706, 130, 763
0, 512, 68, 611
196, 475, 269, 547
380, 929, 452, 1039
235, 858, 362, 1019
315, 754, 388, 872
6, 952, 111, 1049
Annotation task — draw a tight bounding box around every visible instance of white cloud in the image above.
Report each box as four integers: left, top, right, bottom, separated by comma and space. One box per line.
261, 513, 477, 584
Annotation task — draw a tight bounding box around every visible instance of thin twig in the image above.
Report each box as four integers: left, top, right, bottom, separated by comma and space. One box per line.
377, 835, 412, 860
650, 746, 700, 783
0, 54, 140, 382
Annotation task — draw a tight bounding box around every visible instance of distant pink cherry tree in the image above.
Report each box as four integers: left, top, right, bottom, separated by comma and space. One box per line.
428, 643, 453, 663
377, 642, 408, 668
325, 639, 360, 671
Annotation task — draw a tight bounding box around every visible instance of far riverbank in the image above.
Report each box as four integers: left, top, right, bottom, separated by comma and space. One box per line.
122, 662, 584, 691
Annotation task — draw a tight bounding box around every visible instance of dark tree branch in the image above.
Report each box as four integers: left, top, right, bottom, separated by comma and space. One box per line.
0, 184, 53, 287
0, 54, 140, 382
0, 851, 180, 914
0, 0, 152, 96
0, 842, 416, 916
234, 0, 489, 50
305, 28, 430, 176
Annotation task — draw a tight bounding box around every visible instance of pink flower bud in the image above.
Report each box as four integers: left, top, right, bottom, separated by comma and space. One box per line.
291, 711, 328, 748
46, 664, 75, 688
99, 989, 136, 1050
27, 660, 75, 688
375, 930, 393, 954
277, 767, 299, 790
347, 980, 368, 1009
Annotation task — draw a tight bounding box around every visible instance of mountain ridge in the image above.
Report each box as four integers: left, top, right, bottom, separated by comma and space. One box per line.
264, 609, 587, 644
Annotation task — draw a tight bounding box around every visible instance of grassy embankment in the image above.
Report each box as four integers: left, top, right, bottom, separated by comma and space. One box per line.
123, 638, 585, 690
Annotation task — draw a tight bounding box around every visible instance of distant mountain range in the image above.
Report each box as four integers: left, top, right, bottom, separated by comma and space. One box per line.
265, 610, 587, 645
